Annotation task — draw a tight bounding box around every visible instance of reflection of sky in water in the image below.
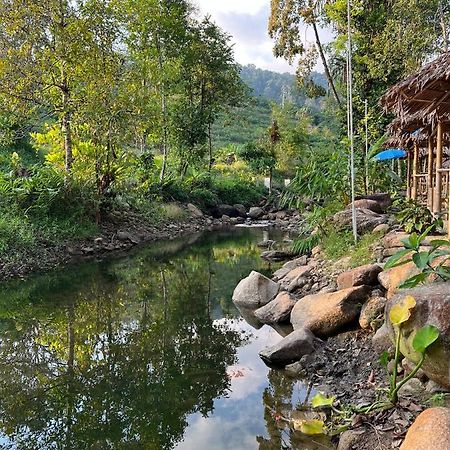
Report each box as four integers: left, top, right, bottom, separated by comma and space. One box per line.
177, 319, 310, 450
0, 228, 309, 450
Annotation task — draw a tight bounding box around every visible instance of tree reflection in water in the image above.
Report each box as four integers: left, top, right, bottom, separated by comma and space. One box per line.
0, 229, 280, 450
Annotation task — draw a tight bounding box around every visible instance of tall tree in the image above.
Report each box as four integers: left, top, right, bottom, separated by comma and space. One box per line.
269, 0, 342, 108
0, 0, 106, 173
124, 0, 191, 183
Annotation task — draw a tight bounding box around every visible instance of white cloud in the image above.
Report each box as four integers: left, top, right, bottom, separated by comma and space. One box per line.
193, 1, 333, 74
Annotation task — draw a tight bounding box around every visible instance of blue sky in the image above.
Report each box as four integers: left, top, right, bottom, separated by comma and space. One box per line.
195, 0, 333, 74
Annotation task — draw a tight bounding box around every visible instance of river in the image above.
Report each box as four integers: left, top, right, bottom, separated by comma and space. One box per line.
0, 228, 332, 450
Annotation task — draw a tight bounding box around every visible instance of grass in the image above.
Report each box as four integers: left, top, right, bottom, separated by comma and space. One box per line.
321, 228, 378, 268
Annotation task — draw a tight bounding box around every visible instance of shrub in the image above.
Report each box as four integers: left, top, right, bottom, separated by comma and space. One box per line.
211, 177, 265, 207
0, 209, 35, 256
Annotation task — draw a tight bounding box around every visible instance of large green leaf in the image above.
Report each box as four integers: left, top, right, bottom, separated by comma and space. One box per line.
384, 249, 413, 270
398, 272, 429, 289
412, 325, 440, 354
412, 251, 430, 270
401, 233, 419, 250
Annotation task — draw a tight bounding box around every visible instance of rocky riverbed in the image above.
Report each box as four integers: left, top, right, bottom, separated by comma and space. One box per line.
232, 195, 450, 450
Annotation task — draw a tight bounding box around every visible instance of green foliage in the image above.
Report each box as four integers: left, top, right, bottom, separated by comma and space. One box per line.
282, 147, 348, 208
384, 226, 450, 288
0, 208, 35, 256
146, 173, 264, 210
393, 197, 443, 234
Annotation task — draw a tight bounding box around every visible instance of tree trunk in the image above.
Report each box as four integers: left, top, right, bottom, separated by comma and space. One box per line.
312, 21, 342, 108
208, 123, 213, 172
61, 88, 73, 173
156, 32, 168, 183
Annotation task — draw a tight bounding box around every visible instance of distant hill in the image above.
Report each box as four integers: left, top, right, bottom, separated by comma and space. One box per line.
211, 65, 328, 150
239, 64, 328, 106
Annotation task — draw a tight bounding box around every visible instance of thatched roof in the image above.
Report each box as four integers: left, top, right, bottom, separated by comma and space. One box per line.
380, 52, 450, 125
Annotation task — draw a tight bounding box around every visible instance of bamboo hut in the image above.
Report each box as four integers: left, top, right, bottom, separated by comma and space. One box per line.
381, 52, 450, 236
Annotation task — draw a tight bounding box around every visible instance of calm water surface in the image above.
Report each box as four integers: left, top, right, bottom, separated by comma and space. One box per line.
0, 228, 332, 450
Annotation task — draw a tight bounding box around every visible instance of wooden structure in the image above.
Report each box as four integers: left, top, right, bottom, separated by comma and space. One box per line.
381, 52, 450, 237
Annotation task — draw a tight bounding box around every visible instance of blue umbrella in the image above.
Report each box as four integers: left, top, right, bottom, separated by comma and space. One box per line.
373, 149, 407, 161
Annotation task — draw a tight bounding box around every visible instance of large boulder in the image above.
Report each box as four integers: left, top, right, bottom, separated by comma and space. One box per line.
355, 193, 392, 210
187, 203, 203, 217
337, 264, 383, 290
385, 284, 450, 388
291, 286, 371, 337
346, 199, 383, 213
213, 204, 239, 218
248, 206, 264, 219
378, 262, 420, 299
254, 292, 296, 324
233, 204, 247, 218
333, 208, 388, 234
232, 271, 279, 309
400, 407, 450, 450
259, 328, 321, 367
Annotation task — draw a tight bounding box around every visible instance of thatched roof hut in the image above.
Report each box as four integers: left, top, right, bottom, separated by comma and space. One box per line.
381, 52, 450, 126
381, 52, 450, 234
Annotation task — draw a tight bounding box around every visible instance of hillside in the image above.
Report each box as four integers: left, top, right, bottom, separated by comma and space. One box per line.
212, 65, 328, 150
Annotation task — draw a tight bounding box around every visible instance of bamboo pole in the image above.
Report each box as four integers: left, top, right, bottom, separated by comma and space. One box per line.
406, 151, 411, 199
347, 0, 357, 243
411, 144, 419, 200
433, 121, 443, 214
427, 136, 434, 211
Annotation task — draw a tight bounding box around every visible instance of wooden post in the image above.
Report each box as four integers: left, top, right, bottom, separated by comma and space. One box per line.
412, 144, 419, 200
433, 121, 443, 214
427, 136, 434, 211
448, 173, 450, 239
406, 151, 411, 199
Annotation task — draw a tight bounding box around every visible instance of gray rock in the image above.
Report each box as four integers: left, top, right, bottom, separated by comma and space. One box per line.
248, 207, 264, 219
233, 204, 247, 217
187, 203, 203, 217
259, 328, 320, 367
372, 323, 392, 353
385, 284, 450, 388
117, 231, 139, 244
333, 208, 388, 234
232, 271, 279, 309
254, 292, 296, 324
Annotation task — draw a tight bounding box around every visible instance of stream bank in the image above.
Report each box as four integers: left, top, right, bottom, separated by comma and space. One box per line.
232, 195, 450, 450
0, 201, 303, 282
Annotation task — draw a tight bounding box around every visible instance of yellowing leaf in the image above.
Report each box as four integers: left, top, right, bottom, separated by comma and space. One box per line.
311, 393, 335, 408
293, 419, 325, 435
403, 296, 417, 309
389, 296, 416, 325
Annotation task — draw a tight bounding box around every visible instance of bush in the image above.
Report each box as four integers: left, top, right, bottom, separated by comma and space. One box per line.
0, 209, 35, 256
211, 177, 265, 207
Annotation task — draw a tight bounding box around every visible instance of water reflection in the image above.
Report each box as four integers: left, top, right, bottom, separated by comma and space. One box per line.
0, 228, 329, 450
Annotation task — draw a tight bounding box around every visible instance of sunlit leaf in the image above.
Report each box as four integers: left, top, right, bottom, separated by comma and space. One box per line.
293, 419, 325, 435
311, 393, 335, 408
412, 325, 440, 354
389, 296, 416, 325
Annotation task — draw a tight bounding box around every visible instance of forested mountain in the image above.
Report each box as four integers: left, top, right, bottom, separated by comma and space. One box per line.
211, 65, 328, 150
240, 64, 328, 106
